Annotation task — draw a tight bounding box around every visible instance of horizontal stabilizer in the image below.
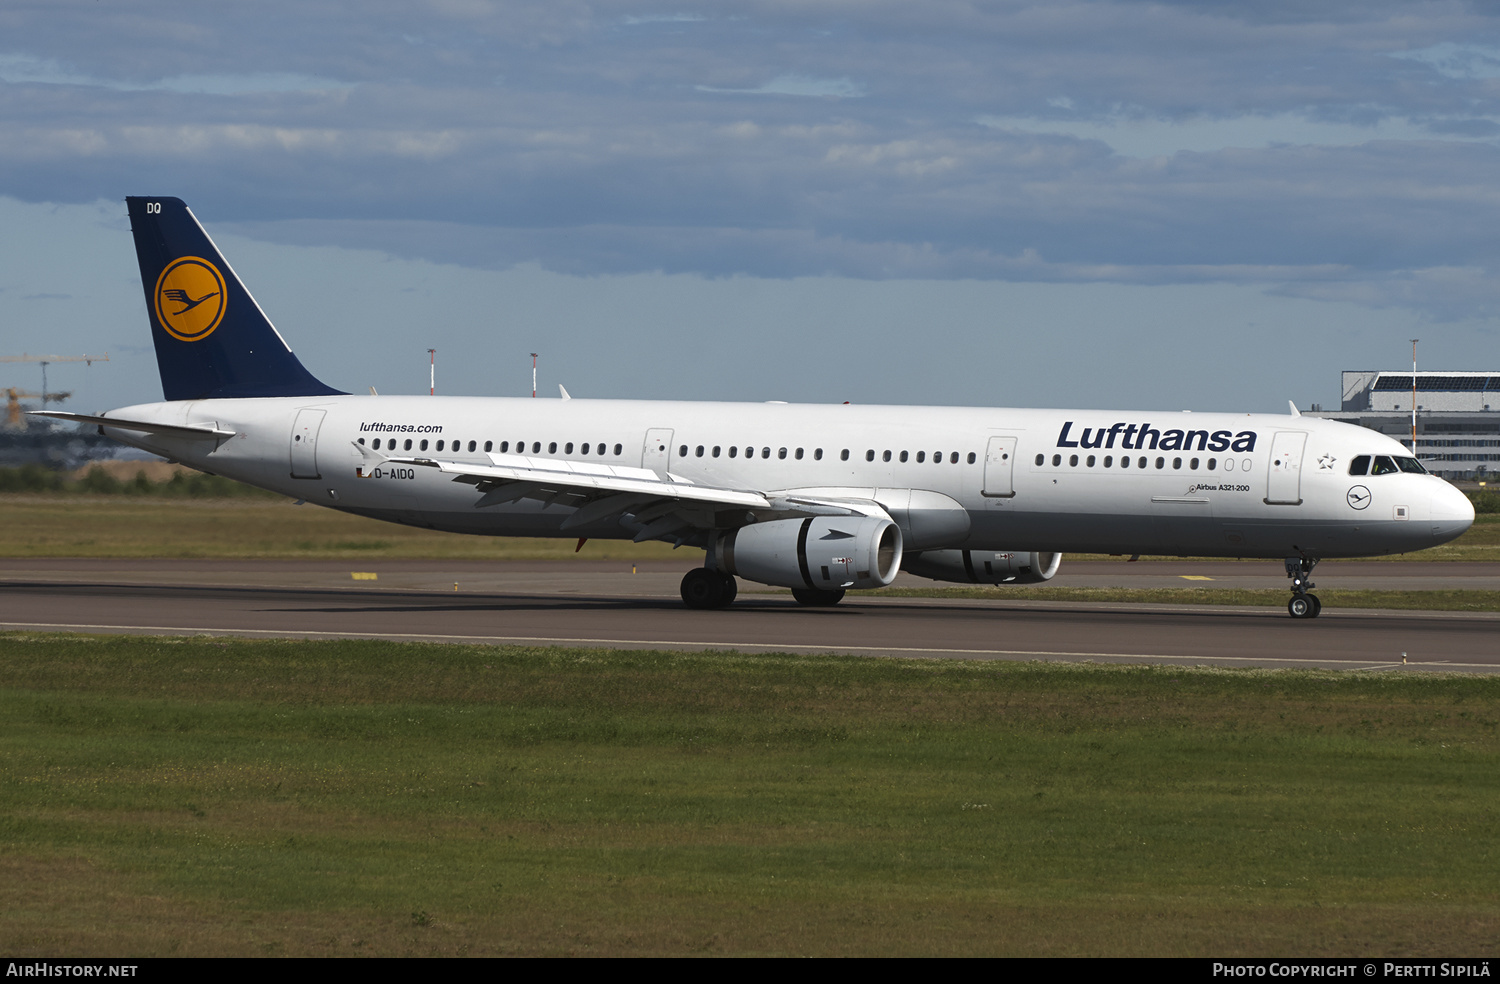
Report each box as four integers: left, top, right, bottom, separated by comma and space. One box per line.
29, 410, 235, 439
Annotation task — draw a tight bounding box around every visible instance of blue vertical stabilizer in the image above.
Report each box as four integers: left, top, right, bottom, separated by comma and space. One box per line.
126, 196, 344, 401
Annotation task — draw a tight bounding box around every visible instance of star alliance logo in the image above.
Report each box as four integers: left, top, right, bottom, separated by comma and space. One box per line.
1318, 453, 1337, 470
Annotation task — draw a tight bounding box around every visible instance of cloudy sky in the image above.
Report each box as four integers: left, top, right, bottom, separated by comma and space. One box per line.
2, 0, 1498, 414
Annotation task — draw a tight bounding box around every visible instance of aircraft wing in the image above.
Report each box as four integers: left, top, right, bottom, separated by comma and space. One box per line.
372, 446, 886, 542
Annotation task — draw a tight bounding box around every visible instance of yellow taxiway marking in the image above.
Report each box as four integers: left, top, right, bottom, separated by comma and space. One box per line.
351, 572, 378, 580
1179, 575, 1215, 580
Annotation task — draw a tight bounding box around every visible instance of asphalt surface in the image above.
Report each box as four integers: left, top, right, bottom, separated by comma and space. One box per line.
3, 558, 1497, 673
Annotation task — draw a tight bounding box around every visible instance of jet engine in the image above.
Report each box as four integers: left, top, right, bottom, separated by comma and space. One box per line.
714, 515, 903, 590
902, 549, 1061, 585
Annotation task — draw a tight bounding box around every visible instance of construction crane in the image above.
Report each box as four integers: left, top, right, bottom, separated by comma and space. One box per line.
4, 388, 70, 430
0, 353, 108, 409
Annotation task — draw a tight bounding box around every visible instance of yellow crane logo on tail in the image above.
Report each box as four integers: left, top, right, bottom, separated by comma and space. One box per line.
153, 257, 226, 341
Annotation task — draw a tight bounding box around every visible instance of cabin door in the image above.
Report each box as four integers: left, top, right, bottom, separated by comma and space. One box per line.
982, 436, 1018, 497
290, 408, 326, 479
1265, 431, 1307, 505
642, 428, 674, 473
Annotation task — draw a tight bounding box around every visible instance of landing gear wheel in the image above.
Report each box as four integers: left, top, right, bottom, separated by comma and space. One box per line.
681, 568, 724, 609
791, 587, 846, 607
680, 569, 738, 609
1283, 555, 1322, 620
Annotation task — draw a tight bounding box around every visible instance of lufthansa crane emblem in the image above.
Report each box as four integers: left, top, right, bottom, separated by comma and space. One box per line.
153, 256, 227, 342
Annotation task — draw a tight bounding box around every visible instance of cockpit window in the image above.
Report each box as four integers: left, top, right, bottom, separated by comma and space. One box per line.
1371, 455, 1400, 475
1396, 456, 1427, 474
1348, 455, 1370, 476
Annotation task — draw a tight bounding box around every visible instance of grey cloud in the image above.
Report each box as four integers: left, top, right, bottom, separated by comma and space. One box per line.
3, 0, 1500, 320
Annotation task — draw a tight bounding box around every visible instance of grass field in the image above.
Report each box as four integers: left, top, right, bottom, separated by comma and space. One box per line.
2, 495, 1497, 562
2, 633, 1497, 957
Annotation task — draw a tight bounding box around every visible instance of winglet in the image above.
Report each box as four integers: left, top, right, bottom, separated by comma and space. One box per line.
559, 384, 572, 400
1288, 400, 1301, 417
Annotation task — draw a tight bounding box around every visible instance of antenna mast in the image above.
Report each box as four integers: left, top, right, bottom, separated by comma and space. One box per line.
531, 353, 538, 398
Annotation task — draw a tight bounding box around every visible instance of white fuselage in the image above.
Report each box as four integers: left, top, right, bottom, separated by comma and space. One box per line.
99, 395, 1476, 560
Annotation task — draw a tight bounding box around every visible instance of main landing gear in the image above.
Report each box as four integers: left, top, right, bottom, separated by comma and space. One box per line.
1284, 555, 1322, 619
681, 568, 738, 610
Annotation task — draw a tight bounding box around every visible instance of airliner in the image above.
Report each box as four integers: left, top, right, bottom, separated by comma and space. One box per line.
37, 197, 1475, 619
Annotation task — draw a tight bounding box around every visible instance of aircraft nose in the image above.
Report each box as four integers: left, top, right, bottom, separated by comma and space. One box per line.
1429, 481, 1475, 543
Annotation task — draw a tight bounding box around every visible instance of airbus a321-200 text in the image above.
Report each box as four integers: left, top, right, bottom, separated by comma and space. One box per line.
37, 197, 1475, 618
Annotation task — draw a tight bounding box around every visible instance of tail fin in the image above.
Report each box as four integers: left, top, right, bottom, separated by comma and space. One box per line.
126, 196, 344, 401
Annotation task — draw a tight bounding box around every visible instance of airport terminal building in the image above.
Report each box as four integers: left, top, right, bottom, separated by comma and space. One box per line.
1306, 371, 1500, 481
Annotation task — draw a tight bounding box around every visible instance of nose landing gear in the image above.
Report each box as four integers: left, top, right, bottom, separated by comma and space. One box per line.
1284, 555, 1322, 619
681, 567, 738, 609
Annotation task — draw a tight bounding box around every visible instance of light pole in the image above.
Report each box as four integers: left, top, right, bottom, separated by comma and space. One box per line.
428, 349, 436, 396
1410, 338, 1419, 451
531, 353, 538, 398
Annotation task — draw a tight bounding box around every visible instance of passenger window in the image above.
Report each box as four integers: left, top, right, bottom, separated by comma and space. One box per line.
1120, 455, 1129, 468
565, 442, 574, 455
581, 443, 590, 455
761, 447, 770, 459
1173, 457, 1182, 470
1036, 454, 1045, 466
483, 441, 492, 452
866, 450, 875, 462
1104, 455, 1113, 467
419, 439, 428, 451
1189, 457, 1198, 469
696, 445, 704, 457
1138, 457, 1147, 468
1207, 458, 1216, 471
469, 441, 477, 452
899, 451, 908, 463
1069, 454, 1078, 466
795, 448, 804, 460
1348, 455, 1370, 476
679, 445, 688, 457
883, 450, 892, 462
358, 438, 366, 446
917, 451, 926, 463
548, 442, 557, 454
842, 449, 850, 461
533, 442, 542, 454
613, 444, 622, 455
729, 446, 738, 458
1371, 455, 1399, 475
713, 446, 721, 458
1052, 454, 1061, 466
779, 447, 788, 459
499, 441, 509, 453
934, 451, 943, 462
1087, 455, 1095, 467
1155, 457, 1164, 469
950, 452, 959, 464
436, 440, 444, 451
814, 448, 822, 460
967, 452, 976, 464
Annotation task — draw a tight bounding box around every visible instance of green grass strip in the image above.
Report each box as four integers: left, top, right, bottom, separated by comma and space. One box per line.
1, 633, 1497, 956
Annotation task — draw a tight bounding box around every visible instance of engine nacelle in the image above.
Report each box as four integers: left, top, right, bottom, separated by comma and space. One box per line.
715, 516, 903, 590
903, 549, 1061, 585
